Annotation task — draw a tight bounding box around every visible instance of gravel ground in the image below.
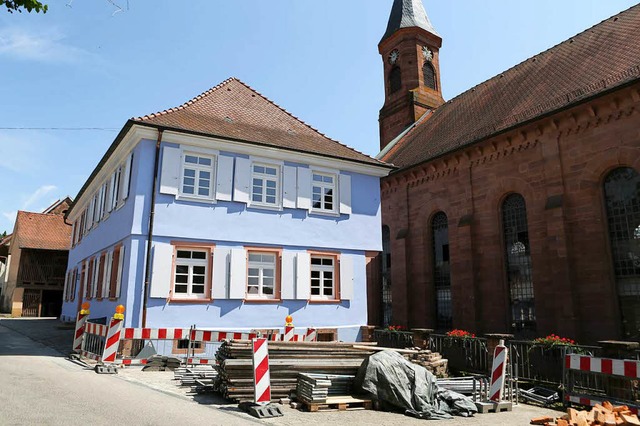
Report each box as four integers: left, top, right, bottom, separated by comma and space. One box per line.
1, 318, 563, 425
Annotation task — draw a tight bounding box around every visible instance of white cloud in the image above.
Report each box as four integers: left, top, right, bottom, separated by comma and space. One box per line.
0, 131, 45, 173
0, 26, 89, 63
22, 185, 57, 210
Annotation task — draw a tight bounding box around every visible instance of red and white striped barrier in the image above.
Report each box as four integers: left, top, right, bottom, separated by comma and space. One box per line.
73, 312, 89, 352
85, 322, 108, 337
489, 340, 508, 402
187, 358, 217, 365
120, 327, 316, 343
284, 325, 295, 342
101, 316, 124, 364
191, 330, 258, 342
123, 328, 188, 340
306, 328, 317, 342
565, 354, 640, 378
252, 338, 271, 404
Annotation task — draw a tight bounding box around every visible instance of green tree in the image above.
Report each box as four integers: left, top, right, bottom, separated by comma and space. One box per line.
1, 0, 48, 13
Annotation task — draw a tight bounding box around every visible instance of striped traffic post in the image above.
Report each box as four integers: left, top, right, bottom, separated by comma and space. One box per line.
284, 315, 294, 342
101, 305, 125, 364
252, 338, 271, 405
305, 328, 317, 342
72, 302, 90, 353
489, 339, 508, 402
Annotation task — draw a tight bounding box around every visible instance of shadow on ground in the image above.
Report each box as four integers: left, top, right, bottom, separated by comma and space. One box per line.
0, 318, 73, 357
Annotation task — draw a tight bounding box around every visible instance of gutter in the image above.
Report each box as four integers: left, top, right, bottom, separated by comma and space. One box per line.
141, 128, 164, 328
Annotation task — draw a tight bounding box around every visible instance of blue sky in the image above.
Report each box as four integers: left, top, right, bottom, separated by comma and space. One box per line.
0, 0, 637, 233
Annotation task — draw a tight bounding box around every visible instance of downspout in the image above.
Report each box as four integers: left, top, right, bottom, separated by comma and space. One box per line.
141, 128, 164, 327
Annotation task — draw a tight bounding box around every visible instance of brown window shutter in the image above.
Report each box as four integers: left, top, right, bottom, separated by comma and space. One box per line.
96, 253, 106, 299
110, 246, 121, 298
86, 258, 95, 299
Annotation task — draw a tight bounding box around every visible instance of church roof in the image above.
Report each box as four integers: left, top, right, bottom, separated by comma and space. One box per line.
382, 4, 640, 169
134, 78, 386, 167
380, 0, 439, 44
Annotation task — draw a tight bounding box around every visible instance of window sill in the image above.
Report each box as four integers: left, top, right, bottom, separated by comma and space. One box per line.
108, 297, 119, 302
309, 210, 341, 218
247, 203, 283, 212
169, 298, 212, 304
175, 194, 217, 204
243, 298, 281, 304
308, 299, 342, 304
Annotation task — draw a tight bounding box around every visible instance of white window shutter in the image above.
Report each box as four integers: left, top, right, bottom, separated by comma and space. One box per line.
283, 165, 297, 209
297, 168, 311, 210
340, 254, 354, 300
281, 251, 296, 299
149, 243, 173, 298
115, 245, 125, 298
121, 154, 133, 201
216, 155, 234, 201
339, 174, 352, 215
233, 157, 251, 204
296, 252, 311, 300
229, 248, 246, 299
103, 251, 112, 299
107, 174, 115, 212
160, 146, 181, 195
212, 247, 230, 299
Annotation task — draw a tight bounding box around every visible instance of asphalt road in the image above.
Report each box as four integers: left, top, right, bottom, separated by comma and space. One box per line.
0, 325, 258, 426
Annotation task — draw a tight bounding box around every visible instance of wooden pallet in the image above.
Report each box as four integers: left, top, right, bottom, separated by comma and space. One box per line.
302, 396, 373, 412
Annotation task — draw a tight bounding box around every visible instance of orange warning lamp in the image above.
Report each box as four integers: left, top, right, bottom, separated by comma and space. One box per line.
114, 304, 125, 320
285, 315, 293, 326
81, 302, 90, 311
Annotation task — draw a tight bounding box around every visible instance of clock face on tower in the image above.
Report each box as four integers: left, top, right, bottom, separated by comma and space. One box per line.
388, 49, 399, 65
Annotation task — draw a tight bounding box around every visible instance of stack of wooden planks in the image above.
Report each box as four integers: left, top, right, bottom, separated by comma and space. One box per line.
531, 402, 640, 426
215, 340, 375, 402
296, 373, 355, 403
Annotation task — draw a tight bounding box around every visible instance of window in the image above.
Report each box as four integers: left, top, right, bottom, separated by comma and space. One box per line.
603, 167, 640, 340
181, 153, 215, 200
432, 212, 452, 329
247, 252, 277, 299
173, 249, 209, 299
389, 66, 402, 93
310, 254, 338, 300
312, 172, 337, 213
502, 193, 536, 333
112, 166, 122, 208
423, 62, 436, 90
96, 252, 106, 299
86, 257, 95, 299
251, 163, 280, 207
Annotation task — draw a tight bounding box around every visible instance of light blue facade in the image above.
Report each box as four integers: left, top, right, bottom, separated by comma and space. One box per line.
62, 131, 387, 343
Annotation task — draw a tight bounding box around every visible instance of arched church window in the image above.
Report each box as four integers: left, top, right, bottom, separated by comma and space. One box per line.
502, 193, 536, 332
432, 212, 452, 329
381, 225, 393, 327
423, 62, 436, 90
603, 167, 640, 340
389, 67, 402, 94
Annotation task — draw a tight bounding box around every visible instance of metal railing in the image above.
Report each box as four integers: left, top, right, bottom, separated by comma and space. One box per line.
372, 329, 414, 348
429, 334, 490, 375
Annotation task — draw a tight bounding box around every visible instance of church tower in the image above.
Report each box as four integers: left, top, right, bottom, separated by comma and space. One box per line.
378, 0, 444, 151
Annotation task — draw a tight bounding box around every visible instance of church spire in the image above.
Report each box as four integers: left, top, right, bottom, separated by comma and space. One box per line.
380, 0, 439, 43
378, 0, 444, 152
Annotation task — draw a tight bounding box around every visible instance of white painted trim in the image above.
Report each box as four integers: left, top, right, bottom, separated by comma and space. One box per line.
160, 130, 391, 177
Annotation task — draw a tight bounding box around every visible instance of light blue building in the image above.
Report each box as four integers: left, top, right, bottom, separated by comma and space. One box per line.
61, 78, 391, 342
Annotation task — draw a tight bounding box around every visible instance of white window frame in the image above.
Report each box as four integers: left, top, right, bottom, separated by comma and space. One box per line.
178, 150, 217, 202
310, 170, 338, 215
310, 255, 337, 300
246, 251, 278, 300
172, 248, 210, 300
250, 162, 281, 209
112, 166, 122, 210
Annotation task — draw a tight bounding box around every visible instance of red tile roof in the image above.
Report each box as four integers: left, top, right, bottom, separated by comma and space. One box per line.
383, 4, 640, 169
133, 78, 387, 167
14, 211, 71, 251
